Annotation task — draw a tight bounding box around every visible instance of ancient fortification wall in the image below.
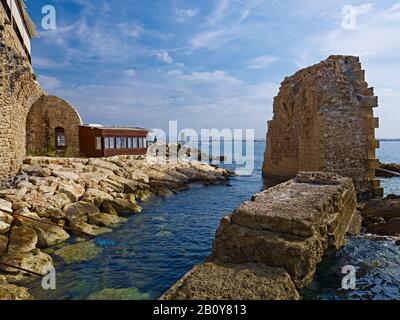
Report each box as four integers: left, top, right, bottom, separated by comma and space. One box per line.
0, 11, 44, 183
162, 172, 358, 299
263, 55, 381, 198
26, 96, 82, 156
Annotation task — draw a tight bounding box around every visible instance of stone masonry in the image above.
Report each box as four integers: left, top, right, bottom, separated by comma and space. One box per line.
0, 9, 44, 183
263, 55, 382, 198
26, 95, 82, 156
162, 172, 357, 299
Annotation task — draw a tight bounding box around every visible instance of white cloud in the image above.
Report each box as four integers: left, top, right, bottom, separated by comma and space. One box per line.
179, 70, 241, 84
124, 69, 137, 77
207, 0, 230, 26
247, 55, 277, 69
37, 75, 61, 90
155, 50, 173, 64
190, 29, 230, 50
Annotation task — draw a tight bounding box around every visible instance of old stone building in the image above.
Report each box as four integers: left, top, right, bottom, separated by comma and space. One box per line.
0, 0, 43, 182
26, 95, 83, 156
263, 55, 382, 198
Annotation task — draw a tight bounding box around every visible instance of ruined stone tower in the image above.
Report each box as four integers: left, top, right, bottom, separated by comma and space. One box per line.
263, 55, 382, 198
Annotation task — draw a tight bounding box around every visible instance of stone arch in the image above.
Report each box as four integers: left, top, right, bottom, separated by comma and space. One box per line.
26, 95, 82, 156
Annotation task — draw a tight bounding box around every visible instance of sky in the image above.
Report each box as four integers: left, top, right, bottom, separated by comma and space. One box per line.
26, 0, 400, 139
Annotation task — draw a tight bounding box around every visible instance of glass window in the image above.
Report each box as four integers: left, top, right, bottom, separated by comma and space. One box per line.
116, 137, 122, 149
128, 137, 133, 149
96, 137, 102, 150
109, 137, 115, 149
104, 137, 110, 149
121, 137, 126, 149
55, 127, 66, 147
133, 137, 138, 148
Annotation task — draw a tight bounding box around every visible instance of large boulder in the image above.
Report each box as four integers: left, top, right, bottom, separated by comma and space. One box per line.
0, 282, 32, 300
0, 221, 11, 235
23, 191, 48, 213
8, 226, 38, 253
46, 193, 71, 210
0, 211, 14, 224
81, 188, 113, 206
161, 262, 299, 300
101, 199, 142, 216
64, 201, 100, 222
0, 199, 13, 213
361, 198, 400, 236
17, 211, 70, 248
52, 170, 80, 181
88, 213, 127, 228
0, 249, 53, 276
69, 220, 112, 237
58, 181, 85, 202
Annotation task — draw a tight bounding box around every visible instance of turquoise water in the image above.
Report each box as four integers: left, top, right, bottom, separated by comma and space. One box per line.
27, 141, 400, 300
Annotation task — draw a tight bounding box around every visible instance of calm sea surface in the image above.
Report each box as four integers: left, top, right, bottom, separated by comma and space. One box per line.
28, 141, 400, 300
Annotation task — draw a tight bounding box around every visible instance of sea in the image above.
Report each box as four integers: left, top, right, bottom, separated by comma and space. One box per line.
27, 141, 400, 300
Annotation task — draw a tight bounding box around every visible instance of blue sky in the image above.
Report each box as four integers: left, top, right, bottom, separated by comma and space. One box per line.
26, 0, 400, 139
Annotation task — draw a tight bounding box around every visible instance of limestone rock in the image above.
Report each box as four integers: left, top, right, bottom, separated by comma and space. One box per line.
0, 249, 53, 276
81, 188, 113, 206
0, 221, 11, 234
0, 211, 13, 225
8, 226, 38, 253
0, 283, 32, 300
360, 198, 400, 236
18, 212, 70, 248
64, 201, 100, 222
0, 198, 13, 213
210, 172, 356, 289
54, 241, 102, 264
161, 262, 299, 300
39, 208, 66, 222
69, 220, 112, 237
101, 199, 142, 216
52, 170, 80, 181
58, 180, 85, 202
46, 192, 71, 210
88, 213, 127, 228
23, 191, 48, 213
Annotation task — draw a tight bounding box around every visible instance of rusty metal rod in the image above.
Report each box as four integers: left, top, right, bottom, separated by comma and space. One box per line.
0, 262, 45, 277
13, 213, 96, 239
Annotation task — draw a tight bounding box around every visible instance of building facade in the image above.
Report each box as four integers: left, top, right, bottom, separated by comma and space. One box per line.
79, 125, 149, 158
26, 95, 83, 156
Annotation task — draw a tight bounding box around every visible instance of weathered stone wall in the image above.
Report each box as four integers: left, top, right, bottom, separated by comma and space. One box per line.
26, 96, 82, 156
162, 172, 357, 299
263, 55, 381, 198
0, 11, 44, 183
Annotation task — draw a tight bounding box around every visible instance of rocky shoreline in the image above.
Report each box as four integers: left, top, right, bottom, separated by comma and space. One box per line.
0, 155, 233, 300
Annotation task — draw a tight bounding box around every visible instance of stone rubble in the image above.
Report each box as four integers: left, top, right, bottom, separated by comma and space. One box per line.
0, 155, 233, 299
